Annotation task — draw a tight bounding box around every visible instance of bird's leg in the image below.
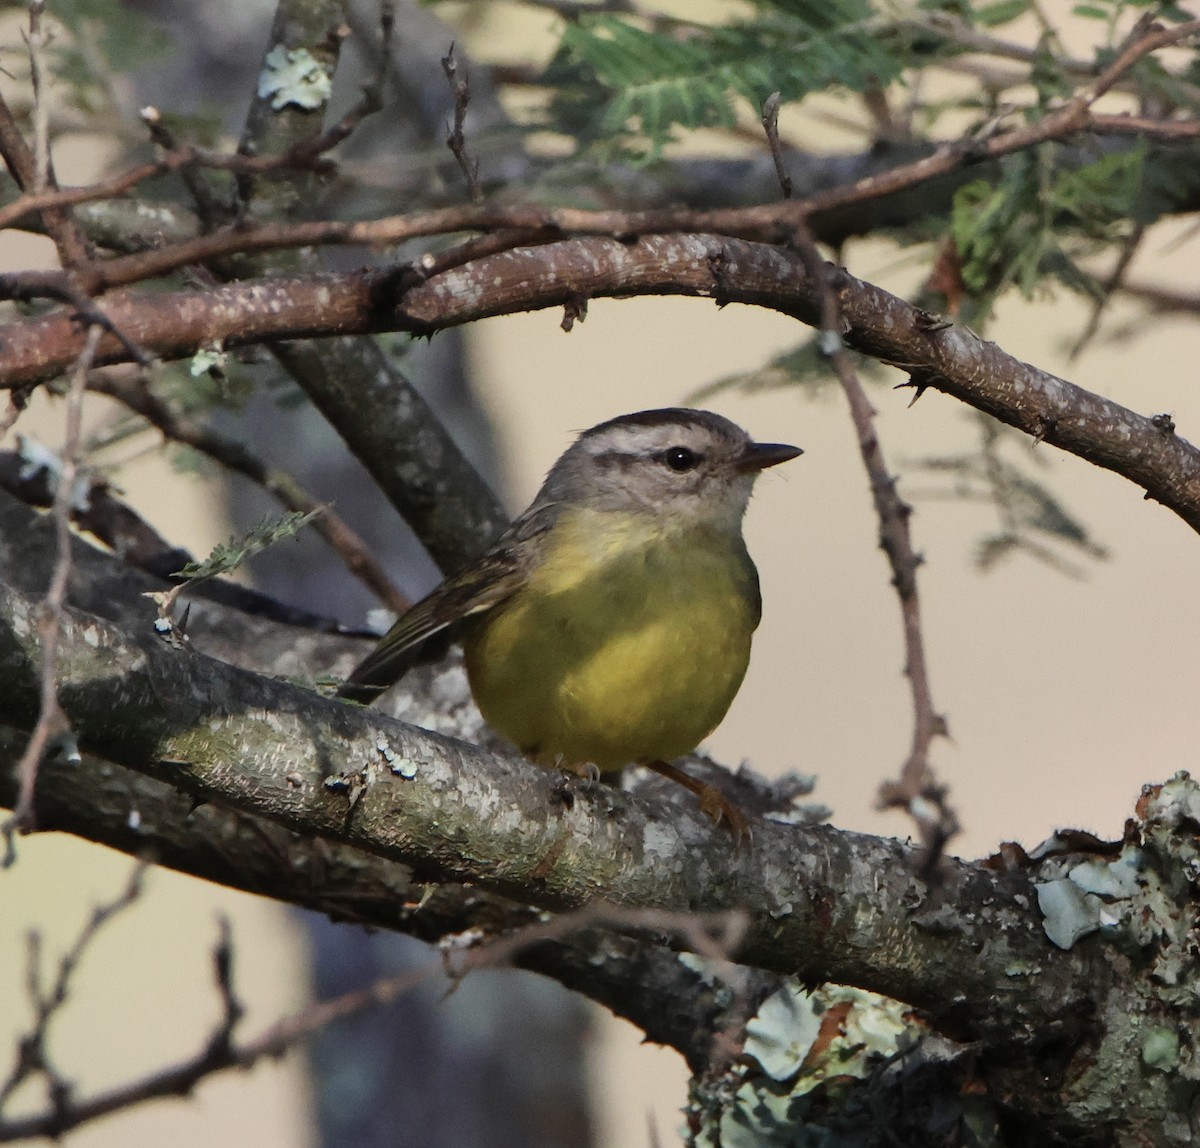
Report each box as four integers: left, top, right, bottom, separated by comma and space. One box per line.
549, 755, 601, 782
644, 760, 749, 843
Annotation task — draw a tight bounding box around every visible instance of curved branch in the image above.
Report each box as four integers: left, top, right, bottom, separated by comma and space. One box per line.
4, 234, 1200, 537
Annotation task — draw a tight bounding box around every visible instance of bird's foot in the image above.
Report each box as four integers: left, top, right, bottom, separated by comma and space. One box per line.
553, 756, 602, 783
645, 759, 750, 845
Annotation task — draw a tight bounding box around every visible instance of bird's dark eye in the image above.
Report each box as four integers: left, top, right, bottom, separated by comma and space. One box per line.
662, 446, 700, 472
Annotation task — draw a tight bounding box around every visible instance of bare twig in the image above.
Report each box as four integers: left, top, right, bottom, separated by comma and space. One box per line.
2, 323, 103, 845
922, 13, 1096, 76
441, 44, 483, 203
1069, 222, 1146, 360
0, 125, 390, 234
0, 861, 146, 1114
798, 18, 1200, 231
0, 963, 434, 1142
1120, 279, 1200, 314
205, 917, 245, 1061
0, 159, 184, 232
140, 107, 234, 229
822, 313, 955, 863
760, 93, 792, 200
0, 10, 93, 269
0, 894, 747, 1142
24, 0, 49, 196
87, 368, 409, 615
1085, 112, 1200, 139
821, 319, 954, 863
843, 343, 957, 867
756, 89, 957, 864
0, 392, 29, 442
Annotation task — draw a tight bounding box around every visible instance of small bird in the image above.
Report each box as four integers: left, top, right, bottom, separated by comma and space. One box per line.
338, 408, 802, 833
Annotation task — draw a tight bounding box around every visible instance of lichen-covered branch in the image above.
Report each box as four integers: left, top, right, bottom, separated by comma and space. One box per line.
0, 571, 1107, 1045
3, 487, 1199, 1144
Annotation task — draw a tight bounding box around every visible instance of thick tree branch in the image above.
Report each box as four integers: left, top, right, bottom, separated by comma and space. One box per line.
269, 337, 507, 574
225, 0, 505, 574
0, 573, 1110, 1049
3, 488, 1199, 1141
0, 730, 757, 1080
4, 235, 1200, 540
0, 489, 774, 1072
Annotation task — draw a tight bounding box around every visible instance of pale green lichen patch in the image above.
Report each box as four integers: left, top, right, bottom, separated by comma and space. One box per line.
695, 983, 924, 1147
1037, 878, 1107, 950
1035, 773, 1200, 953
743, 984, 824, 1083
256, 45, 332, 112
1069, 850, 1143, 899
190, 346, 227, 377
1142, 1027, 1180, 1071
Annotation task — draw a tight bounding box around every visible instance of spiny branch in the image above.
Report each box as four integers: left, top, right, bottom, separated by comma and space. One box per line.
441, 44, 483, 203
761, 96, 954, 863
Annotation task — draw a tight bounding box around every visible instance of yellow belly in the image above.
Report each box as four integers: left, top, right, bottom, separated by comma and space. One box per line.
462, 508, 760, 771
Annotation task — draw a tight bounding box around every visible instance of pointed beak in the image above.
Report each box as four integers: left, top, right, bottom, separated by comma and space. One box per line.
736, 440, 804, 474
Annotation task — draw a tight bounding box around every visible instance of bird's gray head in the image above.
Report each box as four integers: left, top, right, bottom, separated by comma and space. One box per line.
537, 408, 802, 530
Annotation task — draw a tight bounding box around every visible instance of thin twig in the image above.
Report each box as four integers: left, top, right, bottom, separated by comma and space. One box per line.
760, 93, 792, 200
0, 392, 29, 442
0, 88, 92, 269
837, 351, 957, 866
0, 134, 363, 234
140, 107, 233, 228
1120, 279, 1200, 314
24, 0, 49, 196
87, 368, 409, 615
0, 862, 146, 1113
0, 159, 179, 232
441, 44, 483, 203
205, 917, 244, 1060
1069, 222, 1146, 360
0, 897, 745, 1142
3, 323, 103, 845
759, 88, 957, 865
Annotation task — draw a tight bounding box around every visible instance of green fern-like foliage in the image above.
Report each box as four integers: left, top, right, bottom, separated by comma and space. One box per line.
546, 5, 910, 159
174, 510, 322, 583
949, 144, 1145, 313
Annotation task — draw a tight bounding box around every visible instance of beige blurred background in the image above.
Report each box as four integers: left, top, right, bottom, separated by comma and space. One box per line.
5, 5, 1200, 1146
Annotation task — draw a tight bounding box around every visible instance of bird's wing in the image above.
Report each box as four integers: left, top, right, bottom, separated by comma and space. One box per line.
336, 505, 556, 702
